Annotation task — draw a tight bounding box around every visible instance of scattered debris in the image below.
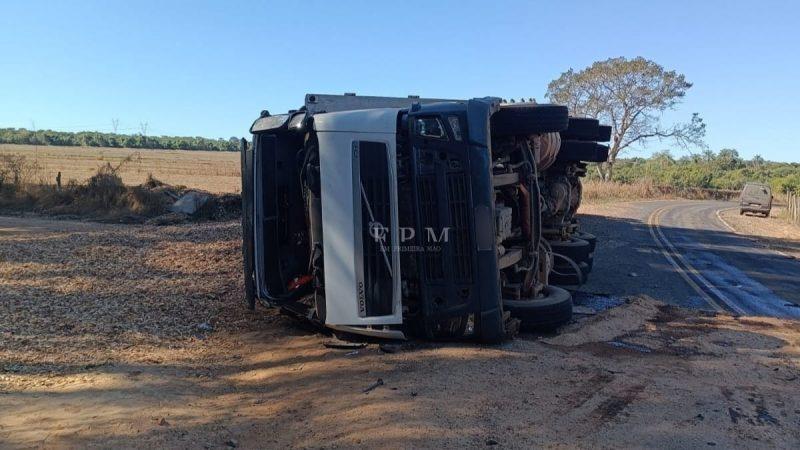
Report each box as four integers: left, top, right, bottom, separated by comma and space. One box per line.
225, 438, 239, 448
171, 191, 212, 215
486, 438, 499, 446
197, 322, 214, 332
572, 305, 597, 315
363, 378, 384, 394
145, 212, 189, 225
607, 340, 652, 353
345, 350, 359, 357
379, 343, 402, 353
728, 407, 744, 424
324, 340, 367, 350
158, 418, 170, 427
571, 291, 627, 312
628, 272, 639, 277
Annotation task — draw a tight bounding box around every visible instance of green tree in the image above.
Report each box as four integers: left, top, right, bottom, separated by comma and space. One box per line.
715, 148, 744, 171
750, 154, 765, 169
547, 57, 706, 180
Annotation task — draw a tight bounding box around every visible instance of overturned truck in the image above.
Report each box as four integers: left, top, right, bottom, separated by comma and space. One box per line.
241, 94, 610, 342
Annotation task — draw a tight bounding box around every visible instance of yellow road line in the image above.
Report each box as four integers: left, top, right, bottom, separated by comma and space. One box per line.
647, 205, 726, 312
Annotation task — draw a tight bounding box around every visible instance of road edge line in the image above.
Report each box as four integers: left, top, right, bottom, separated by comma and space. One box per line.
715, 207, 795, 259
714, 207, 737, 233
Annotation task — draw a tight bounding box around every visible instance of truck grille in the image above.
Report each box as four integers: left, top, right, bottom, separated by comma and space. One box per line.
359, 142, 394, 317
419, 176, 444, 280
447, 174, 472, 281
417, 172, 473, 283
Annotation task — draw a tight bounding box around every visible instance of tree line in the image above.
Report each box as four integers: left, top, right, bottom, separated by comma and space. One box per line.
590, 148, 800, 195
0, 128, 240, 152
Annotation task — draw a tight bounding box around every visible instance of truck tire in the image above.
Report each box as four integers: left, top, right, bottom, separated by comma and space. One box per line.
573, 231, 596, 252
573, 231, 596, 270
548, 237, 591, 263
548, 260, 590, 286
490, 104, 569, 137
561, 117, 599, 141
557, 141, 609, 162
597, 125, 612, 142
504, 286, 573, 331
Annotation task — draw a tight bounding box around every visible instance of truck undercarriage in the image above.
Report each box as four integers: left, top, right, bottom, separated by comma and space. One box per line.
241, 94, 609, 342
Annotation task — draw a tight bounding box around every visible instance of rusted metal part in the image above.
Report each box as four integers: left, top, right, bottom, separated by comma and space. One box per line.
518, 183, 531, 240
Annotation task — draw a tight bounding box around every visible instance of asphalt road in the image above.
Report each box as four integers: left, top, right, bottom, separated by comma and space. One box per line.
578, 200, 800, 318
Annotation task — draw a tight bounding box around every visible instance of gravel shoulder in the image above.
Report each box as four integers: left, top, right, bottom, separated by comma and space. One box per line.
2, 214, 800, 448
718, 206, 800, 258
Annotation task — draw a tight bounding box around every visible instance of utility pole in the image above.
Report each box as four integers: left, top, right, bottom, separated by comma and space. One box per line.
139, 122, 148, 147
111, 118, 120, 134
31, 120, 39, 163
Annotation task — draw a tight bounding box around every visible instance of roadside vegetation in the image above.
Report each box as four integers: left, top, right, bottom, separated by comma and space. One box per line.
581, 148, 800, 202
0, 154, 238, 222
0, 127, 240, 151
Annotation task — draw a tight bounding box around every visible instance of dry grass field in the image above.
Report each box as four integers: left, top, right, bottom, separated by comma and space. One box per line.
0, 144, 240, 193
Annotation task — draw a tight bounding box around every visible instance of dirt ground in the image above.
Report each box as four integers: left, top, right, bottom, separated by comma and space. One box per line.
2, 213, 800, 448
0, 144, 240, 193
719, 206, 800, 258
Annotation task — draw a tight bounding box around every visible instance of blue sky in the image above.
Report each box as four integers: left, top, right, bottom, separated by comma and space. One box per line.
1, 0, 798, 161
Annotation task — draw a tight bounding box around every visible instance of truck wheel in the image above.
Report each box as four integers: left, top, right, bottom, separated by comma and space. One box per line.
504, 286, 573, 331
490, 104, 569, 137
597, 125, 612, 142
548, 237, 591, 264
557, 140, 609, 162
561, 117, 599, 141
573, 231, 596, 271
548, 260, 590, 286
573, 231, 596, 252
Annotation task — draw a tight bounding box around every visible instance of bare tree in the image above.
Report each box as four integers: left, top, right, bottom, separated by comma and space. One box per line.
547, 57, 706, 180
